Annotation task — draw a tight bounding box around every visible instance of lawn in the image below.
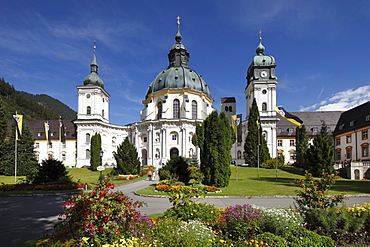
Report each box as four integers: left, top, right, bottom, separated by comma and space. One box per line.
0, 168, 146, 185
137, 166, 370, 196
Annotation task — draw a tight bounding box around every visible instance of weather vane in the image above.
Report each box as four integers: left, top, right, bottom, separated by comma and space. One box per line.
177, 16, 181, 26
93, 40, 96, 50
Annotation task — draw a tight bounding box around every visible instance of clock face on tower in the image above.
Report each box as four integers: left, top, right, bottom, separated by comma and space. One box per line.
260, 71, 268, 78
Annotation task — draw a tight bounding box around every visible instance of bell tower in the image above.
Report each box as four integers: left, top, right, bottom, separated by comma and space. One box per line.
244, 32, 278, 157
76, 44, 110, 123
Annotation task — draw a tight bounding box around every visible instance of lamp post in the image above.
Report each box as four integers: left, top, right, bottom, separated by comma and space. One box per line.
98, 149, 104, 183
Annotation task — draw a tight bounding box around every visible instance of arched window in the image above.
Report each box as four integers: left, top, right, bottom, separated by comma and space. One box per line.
225, 106, 229, 112
157, 101, 162, 119
237, 150, 242, 159
192, 100, 197, 119
262, 103, 267, 112
170, 148, 179, 158
87, 106, 91, 115
86, 149, 90, 159
173, 99, 180, 118
86, 133, 91, 143
229, 106, 233, 112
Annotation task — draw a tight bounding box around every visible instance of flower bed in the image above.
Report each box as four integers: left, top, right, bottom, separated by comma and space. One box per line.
109, 174, 139, 181
155, 184, 221, 193
0, 183, 78, 191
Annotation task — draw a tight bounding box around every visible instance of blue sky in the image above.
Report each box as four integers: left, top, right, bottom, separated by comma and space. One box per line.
1, 0, 370, 125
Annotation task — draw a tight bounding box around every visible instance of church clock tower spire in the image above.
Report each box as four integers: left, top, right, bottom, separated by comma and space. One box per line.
244, 32, 278, 158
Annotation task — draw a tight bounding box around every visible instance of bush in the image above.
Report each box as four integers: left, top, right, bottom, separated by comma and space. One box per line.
33, 158, 71, 185
295, 170, 347, 209
159, 156, 190, 184
214, 204, 263, 241
289, 230, 334, 247
47, 181, 154, 246
261, 155, 284, 169
163, 202, 220, 223
153, 219, 215, 247
257, 207, 305, 238
255, 232, 288, 247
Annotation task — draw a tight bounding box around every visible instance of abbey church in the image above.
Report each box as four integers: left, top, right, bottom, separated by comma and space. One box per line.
29, 20, 370, 170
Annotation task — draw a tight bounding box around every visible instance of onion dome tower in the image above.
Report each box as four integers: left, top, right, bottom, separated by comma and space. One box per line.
244, 31, 278, 157
76, 43, 110, 123
141, 17, 214, 121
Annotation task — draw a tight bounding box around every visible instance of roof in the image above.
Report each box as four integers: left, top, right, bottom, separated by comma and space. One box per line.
277, 111, 342, 137
27, 119, 77, 141
221, 97, 236, 103
333, 101, 370, 135
145, 19, 212, 99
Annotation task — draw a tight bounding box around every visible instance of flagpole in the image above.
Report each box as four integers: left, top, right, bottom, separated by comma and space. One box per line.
14, 124, 17, 183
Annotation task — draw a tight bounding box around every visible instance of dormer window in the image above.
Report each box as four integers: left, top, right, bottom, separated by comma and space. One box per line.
350, 121, 354, 127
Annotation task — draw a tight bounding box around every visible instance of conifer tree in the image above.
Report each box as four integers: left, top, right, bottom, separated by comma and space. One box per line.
193, 111, 234, 187
113, 137, 141, 175
306, 121, 335, 176
2, 121, 38, 177
295, 125, 309, 168
0, 101, 8, 173
244, 99, 270, 167
90, 133, 102, 171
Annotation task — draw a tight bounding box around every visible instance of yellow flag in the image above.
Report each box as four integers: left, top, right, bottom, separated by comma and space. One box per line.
12, 114, 23, 140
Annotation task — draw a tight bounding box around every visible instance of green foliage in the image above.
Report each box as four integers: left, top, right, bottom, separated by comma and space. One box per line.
50, 181, 154, 246
158, 155, 190, 184
188, 166, 204, 184
0, 78, 75, 121
164, 202, 220, 223
153, 219, 215, 247
89, 133, 101, 171
295, 125, 309, 168
1, 121, 38, 176
244, 98, 270, 167
166, 185, 206, 206
305, 122, 335, 176
158, 169, 176, 181
33, 158, 71, 185
260, 155, 284, 169
257, 207, 305, 238
255, 232, 288, 247
113, 137, 140, 175
289, 230, 335, 247
194, 111, 234, 187
214, 204, 263, 241
295, 171, 347, 209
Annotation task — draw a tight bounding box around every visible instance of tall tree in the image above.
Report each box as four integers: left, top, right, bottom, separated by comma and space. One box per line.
0, 100, 8, 173
305, 121, 335, 176
244, 98, 270, 167
113, 137, 141, 175
193, 111, 235, 187
90, 133, 102, 171
295, 125, 309, 168
1, 121, 38, 177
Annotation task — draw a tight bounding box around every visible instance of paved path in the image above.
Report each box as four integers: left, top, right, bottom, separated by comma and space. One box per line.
1, 178, 369, 247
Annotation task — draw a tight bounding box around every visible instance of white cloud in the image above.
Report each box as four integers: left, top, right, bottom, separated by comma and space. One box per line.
300, 85, 370, 111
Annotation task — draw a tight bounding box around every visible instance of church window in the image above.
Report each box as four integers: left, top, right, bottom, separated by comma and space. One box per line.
157, 102, 162, 119
362, 145, 369, 157
86, 149, 90, 159
192, 100, 197, 119
229, 106, 233, 112
290, 140, 295, 146
225, 106, 229, 112
277, 140, 282, 146
237, 150, 242, 159
262, 102, 267, 112
346, 135, 352, 143
362, 130, 368, 140
172, 134, 177, 141
86, 94, 90, 98
86, 133, 91, 143
143, 137, 147, 142
262, 89, 267, 94
346, 147, 352, 159
102, 109, 104, 117
173, 99, 180, 118
87, 106, 91, 115
62, 153, 66, 161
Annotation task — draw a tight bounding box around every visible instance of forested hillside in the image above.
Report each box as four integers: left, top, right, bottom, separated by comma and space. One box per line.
0, 77, 76, 121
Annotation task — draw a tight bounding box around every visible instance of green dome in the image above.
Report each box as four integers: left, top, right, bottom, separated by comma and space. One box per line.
83, 48, 104, 88
145, 19, 212, 99
252, 39, 275, 66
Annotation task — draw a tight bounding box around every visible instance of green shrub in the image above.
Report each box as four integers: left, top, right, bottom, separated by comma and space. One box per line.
163, 202, 220, 223
261, 156, 284, 169
255, 232, 288, 247
295, 171, 347, 209
33, 158, 71, 185
153, 219, 215, 247
289, 230, 334, 247
214, 204, 263, 241
159, 156, 190, 183
257, 207, 305, 238
46, 181, 154, 246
